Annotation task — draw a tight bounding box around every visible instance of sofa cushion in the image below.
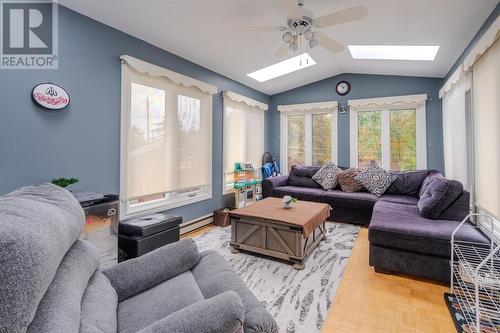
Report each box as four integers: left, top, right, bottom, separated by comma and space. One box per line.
337, 168, 364, 192
369, 201, 488, 257
312, 161, 342, 190
103, 238, 200, 302
419, 170, 443, 197
439, 191, 470, 221
138, 291, 245, 333
274, 186, 325, 202
117, 270, 204, 333
320, 190, 378, 210
379, 194, 418, 206
80, 272, 118, 333
386, 170, 431, 196
0, 183, 85, 333
417, 178, 463, 219
28, 240, 100, 333
356, 161, 396, 196
287, 165, 322, 188
192, 251, 278, 333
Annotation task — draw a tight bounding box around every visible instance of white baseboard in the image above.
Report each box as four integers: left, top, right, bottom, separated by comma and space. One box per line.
180, 213, 213, 235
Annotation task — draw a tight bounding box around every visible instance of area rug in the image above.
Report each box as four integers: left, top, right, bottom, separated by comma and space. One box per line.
444, 292, 500, 333
194, 222, 359, 333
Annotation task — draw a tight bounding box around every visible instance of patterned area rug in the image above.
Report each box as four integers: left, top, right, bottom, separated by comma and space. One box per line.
194, 222, 359, 333
444, 292, 500, 333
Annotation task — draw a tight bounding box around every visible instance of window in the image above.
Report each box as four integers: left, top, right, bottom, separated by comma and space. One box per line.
223, 91, 267, 193
390, 109, 417, 170
349, 94, 427, 171
357, 110, 382, 168
287, 114, 306, 167
312, 113, 333, 166
120, 56, 216, 219
279, 102, 338, 172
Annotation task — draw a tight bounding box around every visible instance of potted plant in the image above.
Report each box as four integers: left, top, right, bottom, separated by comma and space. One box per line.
282, 195, 297, 209
51, 177, 79, 188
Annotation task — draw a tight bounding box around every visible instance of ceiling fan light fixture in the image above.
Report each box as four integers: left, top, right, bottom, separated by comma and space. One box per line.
303, 29, 314, 41
282, 31, 293, 43
289, 42, 298, 51
309, 39, 319, 49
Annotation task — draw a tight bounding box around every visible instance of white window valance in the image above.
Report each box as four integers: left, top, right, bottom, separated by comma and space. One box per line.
439, 65, 465, 98
277, 101, 338, 112
348, 94, 427, 110
120, 55, 218, 95
439, 16, 498, 98
463, 16, 500, 71
223, 91, 268, 111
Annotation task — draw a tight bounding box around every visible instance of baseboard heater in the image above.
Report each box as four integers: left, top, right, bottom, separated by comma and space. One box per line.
180, 213, 213, 235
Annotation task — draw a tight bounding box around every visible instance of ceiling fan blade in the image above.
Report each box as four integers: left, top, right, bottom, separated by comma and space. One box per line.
239, 26, 288, 32
315, 31, 345, 53
314, 5, 368, 28
274, 0, 302, 18
276, 43, 290, 57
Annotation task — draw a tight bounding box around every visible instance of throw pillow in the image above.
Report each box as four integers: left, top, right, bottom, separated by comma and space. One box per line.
386, 170, 431, 196
355, 161, 396, 196
419, 170, 442, 197
287, 165, 322, 188
337, 168, 364, 192
417, 178, 463, 219
312, 161, 342, 191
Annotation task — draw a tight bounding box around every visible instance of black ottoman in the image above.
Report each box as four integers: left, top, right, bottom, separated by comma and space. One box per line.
119, 214, 182, 261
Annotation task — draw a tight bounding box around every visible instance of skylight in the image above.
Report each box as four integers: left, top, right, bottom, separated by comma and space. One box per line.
348, 45, 440, 61
247, 53, 316, 82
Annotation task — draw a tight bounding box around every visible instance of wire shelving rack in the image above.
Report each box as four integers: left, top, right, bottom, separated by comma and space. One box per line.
451, 213, 500, 333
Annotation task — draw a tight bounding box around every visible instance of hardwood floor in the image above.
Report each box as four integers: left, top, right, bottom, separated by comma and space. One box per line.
322, 227, 454, 333
183, 225, 455, 333
182, 224, 214, 239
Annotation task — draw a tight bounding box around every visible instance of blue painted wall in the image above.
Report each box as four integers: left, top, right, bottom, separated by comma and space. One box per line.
443, 2, 499, 82
0, 7, 269, 222
3, 3, 496, 220
267, 74, 445, 173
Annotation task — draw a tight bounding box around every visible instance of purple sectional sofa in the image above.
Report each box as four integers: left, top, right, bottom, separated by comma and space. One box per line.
263, 166, 378, 225
263, 166, 489, 283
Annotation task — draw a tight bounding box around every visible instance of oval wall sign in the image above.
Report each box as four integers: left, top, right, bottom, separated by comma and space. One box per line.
32, 83, 70, 110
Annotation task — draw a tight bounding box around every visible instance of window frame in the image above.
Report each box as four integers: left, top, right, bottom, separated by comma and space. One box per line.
222, 92, 267, 195
279, 102, 338, 173
348, 94, 427, 170
120, 57, 215, 220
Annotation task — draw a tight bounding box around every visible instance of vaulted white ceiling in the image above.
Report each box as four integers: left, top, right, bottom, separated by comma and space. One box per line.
60, 0, 498, 95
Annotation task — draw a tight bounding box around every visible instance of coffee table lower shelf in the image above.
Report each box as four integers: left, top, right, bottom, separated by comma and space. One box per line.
230, 216, 326, 270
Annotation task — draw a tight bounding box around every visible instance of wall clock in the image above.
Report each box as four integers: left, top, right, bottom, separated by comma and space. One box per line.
32, 83, 70, 110
336, 81, 351, 96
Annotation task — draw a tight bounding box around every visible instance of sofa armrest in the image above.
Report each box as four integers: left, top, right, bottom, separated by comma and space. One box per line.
103, 238, 199, 301
262, 175, 288, 198
137, 290, 245, 333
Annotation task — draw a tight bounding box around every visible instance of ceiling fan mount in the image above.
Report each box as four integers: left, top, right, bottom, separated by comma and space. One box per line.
286, 16, 312, 33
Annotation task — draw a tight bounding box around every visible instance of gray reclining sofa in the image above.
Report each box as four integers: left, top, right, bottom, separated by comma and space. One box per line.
0, 183, 278, 333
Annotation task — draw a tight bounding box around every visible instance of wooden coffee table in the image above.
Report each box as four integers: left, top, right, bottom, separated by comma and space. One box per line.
229, 198, 331, 270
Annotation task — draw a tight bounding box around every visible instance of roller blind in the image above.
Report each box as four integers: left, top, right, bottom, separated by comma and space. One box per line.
223, 92, 266, 192
441, 68, 471, 190
121, 58, 214, 214
473, 38, 499, 218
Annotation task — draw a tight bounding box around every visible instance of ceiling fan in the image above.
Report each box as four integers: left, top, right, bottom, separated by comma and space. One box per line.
245, 0, 368, 57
